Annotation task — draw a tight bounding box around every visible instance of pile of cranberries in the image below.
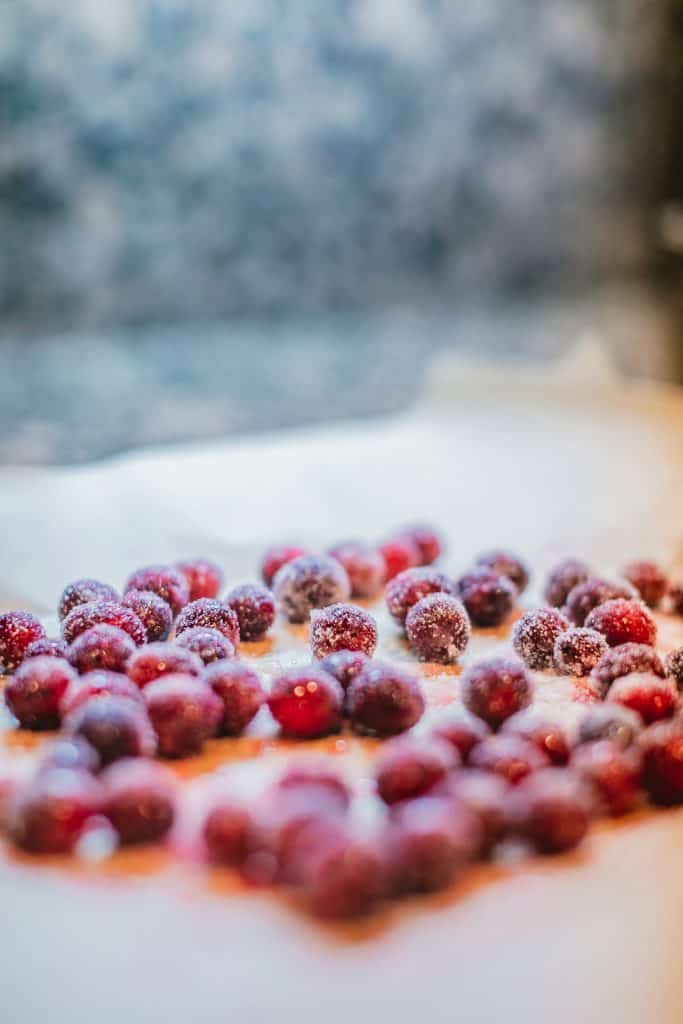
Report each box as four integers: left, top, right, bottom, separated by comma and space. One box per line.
2, 537, 683, 920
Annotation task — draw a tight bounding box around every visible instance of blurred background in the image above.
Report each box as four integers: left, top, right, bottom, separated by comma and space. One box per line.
2, 0, 683, 463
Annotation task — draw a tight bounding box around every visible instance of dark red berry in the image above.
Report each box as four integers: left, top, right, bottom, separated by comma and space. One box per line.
5, 656, 76, 729
405, 593, 471, 663
639, 719, 683, 804
607, 672, 676, 724
175, 598, 240, 648
268, 666, 343, 739
175, 557, 224, 602
102, 758, 176, 844
59, 670, 144, 718
273, 760, 352, 813
58, 579, 119, 621
398, 525, 443, 566
124, 564, 189, 617
379, 536, 421, 581
327, 541, 386, 598
226, 583, 276, 641
385, 567, 459, 626
461, 657, 532, 730
475, 549, 529, 594
386, 796, 481, 893
577, 703, 643, 750
126, 642, 203, 688
564, 577, 636, 626
65, 695, 157, 765
347, 662, 425, 736
144, 674, 221, 757
585, 599, 656, 648
553, 627, 607, 677
38, 736, 101, 775
512, 768, 589, 853
501, 708, 571, 765
590, 642, 665, 698
669, 579, 683, 615
469, 733, 549, 785
24, 638, 68, 661
9, 769, 103, 854
300, 832, 385, 919
665, 647, 683, 691
318, 650, 370, 691
571, 740, 642, 817
175, 627, 235, 665
310, 603, 378, 660
456, 568, 517, 628
203, 800, 252, 864
374, 736, 458, 805
0, 611, 46, 672
203, 660, 265, 735
543, 559, 592, 609
449, 771, 510, 856
260, 545, 309, 587
430, 707, 491, 760
272, 554, 350, 624
67, 624, 135, 675
622, 561, 667, 609
122, 590, 173, 642
61, 600, 146, 647
512, 607, 569, 670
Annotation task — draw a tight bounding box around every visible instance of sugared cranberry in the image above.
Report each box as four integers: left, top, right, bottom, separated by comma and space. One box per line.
23, 637, 68, 661
585, 598, 656, 648
176, 627, 235, 665
512, 768, 589, 853
501, 708, 570, 765
347, 662, 425, 736
665, 647, 683, 691
543, 558, 592, 609
272, 554, 350, 624
475, 549, 529, 594
61, 600, 146, 647
553, 627, 607, 677
38, 736, 101, 775
5, 656, 76, 729
398, 525, 443, 566
405, 593, 471, 663
469, 733, 549, 785
300, 831, 385, 919
386, 796, 481, 893
461, 657, 532, 730
607, 672, 676, 724
0, 611, 46, 672
669, 579, 683, 616
310, 603, 378, 660
590, 642, 665, 698
268, 666, 343, 739
577, 703, 642, 750
225, 584, 276, 641
122, 590, 173, 642
273, 760, 352, 813
126, 642, 203, 688
9, 769, 103, 854
327, 541, 386, 598
144, 674, 221, 757
203, 800, 252, 864
318, 650, 370, 691
564, 577, 636, 626
67, 624, 135, 675
58, 579, 119, 621
385, 567, 459, 626
379, 535, 421, 581
66, 695, 157, 765
374, 736, 458, 805
512, 607, 569, 670
456, 568, 517, 628
124, 564, 189, 617
449, 771, 510, 856
430, 708, 491, 761
571, 740, 642, 817
639, 719, 683, 805
59, 670, 144, 718
175, 598, 240, 649
203, 660, 265, 735
260, 545, 310, 587
175, 557, 224, 601
102, 758, 176, 844
622, 560, 667, 608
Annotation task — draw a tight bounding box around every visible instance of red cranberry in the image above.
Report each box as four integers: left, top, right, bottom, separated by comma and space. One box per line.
327, 541, 386, 598
577, 704, 643, 750
203, 800, 252, 864
622, 561, 667, 609
318, 650, 370, 691
571, 740, 642, 817
273, 760, 352, 813
24, 637, 68, 661
469, 733, 549, 785
430, 707, 491, 761
67, 624, 135, 675
9, 769, 103, 854
501, 708, 570, 765
669, 579, 683, 615
512, 607, 569, 670
665, 647, 683, 691
386, 796, 481, 893
226, 583, 276, 641
607, 672, 676, 724
38, 736, 101, 775
203, 660, 265, 735
405, 593, 471, 663
5, 656, 76, 729
300, 832, 385, 918
385, 567, 459, 626
268, 666, 343, 739
175, 557, 224, 601
449, 771, 510, 856
0, 611, 46, 672
512, 768, 589, 853
585, 599, 656, 648
124, 564, 190, 617
127, 642, 203, 688
176, 627, 235, 665
61, 600, 146, 647
553, 627, 607, 677
102, 758, 176, 844
347, 662, 425, 736
639, 719, 683, 804
543, 558, 592, 609
122, 590, 173, 642
310, 603, 378, 660
379, 535, 421, 581
58, 579, 119, 621
590, 642, 665, 698
175, 598, 240, 648
272, 554, 350, 624
144, 674, 221, 757
564, 577, 636, 626
374, 736, 458, 805
456, 568, 517, 628
475, 549, 529, 594
60, 670, 144, 718
398, 525, 443, 566
461, 657, 532, 730
65, 695, 157, 765
260, 545, 309, 587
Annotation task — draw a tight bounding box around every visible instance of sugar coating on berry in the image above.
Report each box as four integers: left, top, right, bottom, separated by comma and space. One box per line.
318, 650, 370, 691
59, 670, 144, 718
430, 708, 492, 761
512, 607, 569, 670
564, 577, 636, 626
639, 720, 683, 805
124, 565, 190, 617
501, 708, 570, 765
273, 554, 351, 624
553, 627, 607, 677
226, 583, 276, 641
405, 593, 471, 664
374, 736, 458, 805
67, 624, 136, 675
65, 695, 157, 765
122, 590, 173, 642
175, 558, 224, 601
513, 768, 589, 853
379, 535, 421, 581
144, 674, 222, 757
268, 666, 343, 739
0, 611, 46, 673
203, 801, 252, 864
24, 637, 69, 661
577, 703, 642, 750
203, 660, 265, 735
475, 549, 529, 593
590, 642, 665, 697
102, 758, 176, 845
457, 568, 517, 628
61, 600, 147, 647
327, 541, 386, 598
571, 740, 642, 817
622, 561, 667, 609
174, 598, 240, 648
385, 567, 459, 626
38, 736, 101, 775
584, 598, 656, 648
607, 671, 676, 724
461, 657, 532, 730
449, 771, 510, 856
398, 524, 443, 566
5, 656, 77, 729
310, 603, 378, 660
347, 662, 425, 736
127, 642, 203, 688
58, 579, 119, 621
543, 559, 592, 609
176, 627, 235, 665
260, 545, 310, 587
9, 769, 104, 854
386, 796, 481, 894
665, 647, 683, 691
468, 733, 550, 785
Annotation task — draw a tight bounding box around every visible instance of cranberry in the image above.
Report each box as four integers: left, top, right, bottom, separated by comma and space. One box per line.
379, 535, 421, 581
203, 660, 265, 735
398, 525, 443, 566
127, 642, 203, 688
273, 760, 352, 813
38, 736, 101, 775
475, 549, 529, 594
456, 568, 517, 628
301, 832, 385, 918
5, 656, 76, 729
585, 599, 656, 648
405, 593, 471, 663
203, 800, 252, 864
512, 768, 589, 853
468, 734, 549, 785
449, 771, 510, 856
260, 545, 309, 587
175, 557, 224, 601
67, 624, 135, 675
669, 579, 683, 615
577, 704, 643, 750
58, 579, 119, 621
639, 719, 683, 804
327, 541, 386, 598
9, 769, 103, 854
272, 554, 350, 624
176, 627, 235, 665
175, 598, 240, 648
590, 642, 665, 697
60, 670, 144, 718
553, 627, 607, 677
0, 611, 46, 672
607, 672, 676, 724
622, 561, 667, 608
543, 558, 592, 609
66, 695, 157, 765
225, 583, 276, 641
310, 603, 378, 660
102, 758, 176, 844
564, 577, 636, 626
430, 708, 491, 760
268, 666, 343, 739
461, 657, 532, 730
318, 650, 370, 691
24, 637, 68, 661
665, 647, 683, 691
122, 590, 173, 642
347, 662, 425, 736
144, 674, 221, 757
501, 708, 571, 765
61, 600, 146, 647
374, 736, 458, 805
385, 567, 459, 626
512, 607, 569, 670
386, 796, 481, 893
571, 740, 642, 817
124, 564, 189, 617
